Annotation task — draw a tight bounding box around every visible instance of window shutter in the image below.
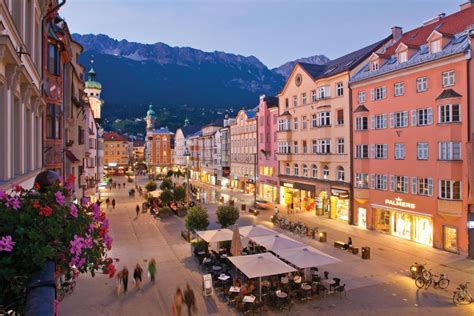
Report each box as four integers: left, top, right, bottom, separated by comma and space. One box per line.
370, 89, 375, 101
370, 174, 375, 189
437, 106, 441, 123
390, 176, 395, 191
403, 111, 409, 127
412, 177, 418, 194
370, 115, 375, 129
427, 108, 433, 125
390, 113, 395, 128
370, 144, 375, 158
382, 87, 386, 99
411, 110, 417, 126
382, 114, 387, 128
383, 144, 387, 158
404, 176, 409, 193
428, 178, 434, 196
383, 175, 388, 191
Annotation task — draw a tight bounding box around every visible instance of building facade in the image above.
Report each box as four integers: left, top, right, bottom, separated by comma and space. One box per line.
219, 118, 234, 188
145, 127, 174, 175
350, 3, 474, 256
230, 109, 257, 193
199, 120, 223, 185
173, 124, 200, 171
0, 0, 46, 190
257, 95, 280, 203
103, 131, 131, 174
277, 39, 388, 221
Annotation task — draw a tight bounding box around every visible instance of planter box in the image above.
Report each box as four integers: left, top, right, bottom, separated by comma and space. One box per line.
177, 208, 187, 217
158, 211, 170, 218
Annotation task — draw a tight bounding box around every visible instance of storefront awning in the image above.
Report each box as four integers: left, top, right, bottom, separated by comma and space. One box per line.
371, 204, 433, 217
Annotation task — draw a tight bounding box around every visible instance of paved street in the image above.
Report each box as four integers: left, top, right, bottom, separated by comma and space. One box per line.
61, 175, 474, 315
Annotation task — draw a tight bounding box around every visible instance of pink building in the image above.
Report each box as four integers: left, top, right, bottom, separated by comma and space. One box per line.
257, 95, 280, 203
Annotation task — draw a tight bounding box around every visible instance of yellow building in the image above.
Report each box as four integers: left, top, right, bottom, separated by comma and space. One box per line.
103, 131, 131, 175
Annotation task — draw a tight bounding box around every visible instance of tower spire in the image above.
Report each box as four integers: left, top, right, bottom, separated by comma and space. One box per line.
88, 55, 96, 81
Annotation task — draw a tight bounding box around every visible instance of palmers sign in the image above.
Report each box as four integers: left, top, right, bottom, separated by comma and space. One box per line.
385, 198, 415, 209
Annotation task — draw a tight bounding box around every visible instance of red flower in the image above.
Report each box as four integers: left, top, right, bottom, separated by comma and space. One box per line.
33, 200, 41, 209
39, 206, 53, 217
34, 183, 41, 190
14, 184, 23, 192
106, 263, 116, 278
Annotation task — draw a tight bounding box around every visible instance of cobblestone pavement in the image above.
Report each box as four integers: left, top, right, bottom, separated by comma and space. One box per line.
60, 175, 474, 316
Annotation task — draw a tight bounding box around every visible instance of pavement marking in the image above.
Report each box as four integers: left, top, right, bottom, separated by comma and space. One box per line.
403, 298, 408, 302
392, 293, 397, 296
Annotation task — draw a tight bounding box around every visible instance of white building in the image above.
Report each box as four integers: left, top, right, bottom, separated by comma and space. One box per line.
173, 124, 201, 170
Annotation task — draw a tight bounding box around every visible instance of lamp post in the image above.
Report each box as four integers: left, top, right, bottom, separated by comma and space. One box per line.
184, 149, 191, 206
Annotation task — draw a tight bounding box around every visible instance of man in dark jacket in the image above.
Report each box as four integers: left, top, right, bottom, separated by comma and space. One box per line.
183, 283, 196, 315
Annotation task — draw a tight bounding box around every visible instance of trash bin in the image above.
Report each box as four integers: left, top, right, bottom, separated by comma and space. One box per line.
319, 232, 327, 242
241, 204, 246, 211
362, 247, 370, 259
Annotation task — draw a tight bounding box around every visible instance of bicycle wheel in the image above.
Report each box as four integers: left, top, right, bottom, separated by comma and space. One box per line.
453, 292, 462, 305
438, 278, 450, 289
415, 276, 425, 289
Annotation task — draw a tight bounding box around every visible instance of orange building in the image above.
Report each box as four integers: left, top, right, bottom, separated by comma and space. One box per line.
103, 131, 131, 174
145, 127, 174, 175
350, 2, 474, 257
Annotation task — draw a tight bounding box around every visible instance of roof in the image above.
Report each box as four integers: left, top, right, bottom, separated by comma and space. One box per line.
103, 131, 129, 142
263, 96, 279, 108
133, 140, 145, 147
436, 88, 463, 100
65, 150, 80, 163
152, 126, 173, 135
180, 125, 201, 137
245, 110, 257, 119
354, 105, 370, 113
85, 80, 102, 90
205, 118, 224, 127
298, 37, 389, 80
146, 104, 156, 116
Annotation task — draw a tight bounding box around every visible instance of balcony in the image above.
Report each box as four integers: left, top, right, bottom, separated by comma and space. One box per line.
276, 130, 292, 142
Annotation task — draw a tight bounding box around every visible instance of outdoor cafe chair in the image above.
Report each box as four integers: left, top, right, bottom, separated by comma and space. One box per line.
335, 284, 347, 298
330, 278, 341, 292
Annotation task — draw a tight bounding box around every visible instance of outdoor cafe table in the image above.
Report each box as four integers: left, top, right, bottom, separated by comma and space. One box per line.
230, 286, 241, 293
243, 295, 256, 303
218, 274, 230, 281
294, 275, 302, 284
301, 284, 312, 300
276, 291, 287, 298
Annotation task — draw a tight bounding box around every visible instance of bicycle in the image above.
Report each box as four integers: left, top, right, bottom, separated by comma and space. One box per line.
57, 279, 77, 301
415, 270, 449, 290
453, 282, 472, 305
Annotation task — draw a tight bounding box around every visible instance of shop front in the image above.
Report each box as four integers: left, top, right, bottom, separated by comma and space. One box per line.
245, 179, 256, 195
279, 181, 315, 212
372, 200, 433, 246
257, 179, 278, 203
329, 188, 350, 222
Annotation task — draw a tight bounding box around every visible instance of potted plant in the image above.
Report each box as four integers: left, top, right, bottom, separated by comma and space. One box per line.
216, 204, 240, 228
158, 207, 171, 218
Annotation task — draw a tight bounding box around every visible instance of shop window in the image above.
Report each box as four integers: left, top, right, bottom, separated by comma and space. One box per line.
337, 166, 344, 181
392, 212, 412, 240
311, 165, 318, 178
443, 226, 458, 253
414, 216, 433, 246
322, 165, 329, 179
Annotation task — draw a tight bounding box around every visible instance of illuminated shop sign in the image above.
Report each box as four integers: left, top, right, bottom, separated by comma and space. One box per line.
283, 183, 294, 188
385, 197, 415, 209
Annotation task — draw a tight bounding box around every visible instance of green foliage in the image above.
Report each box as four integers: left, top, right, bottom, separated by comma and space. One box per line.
192, 239, 209, 253
159, 190, 174, 206
160, 178, 173, 191
185, 206, 209, 232
173, 186, 186, 203
216, 204, 240, 228
145, 180, 158, 192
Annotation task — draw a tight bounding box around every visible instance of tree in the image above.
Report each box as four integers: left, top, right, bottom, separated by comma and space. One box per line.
185, 205, 209, 232
173, 186, 186, 203
216, 204, 240, 228
145, 180, 157, 192
160, 178, 173, 191
159, 190, 174, 206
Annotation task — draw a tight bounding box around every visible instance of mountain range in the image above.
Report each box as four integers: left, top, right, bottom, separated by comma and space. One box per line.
73, 34, 328, 131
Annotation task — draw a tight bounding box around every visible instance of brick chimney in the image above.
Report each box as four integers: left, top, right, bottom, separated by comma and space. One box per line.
460, 0, 474, 10
391, 26, 403, 41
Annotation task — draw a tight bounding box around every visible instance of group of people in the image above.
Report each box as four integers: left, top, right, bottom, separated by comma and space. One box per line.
108, 181, 127, 190
115, 259, 157, 295
173, 284, 196, 316
105, 198, 116, 209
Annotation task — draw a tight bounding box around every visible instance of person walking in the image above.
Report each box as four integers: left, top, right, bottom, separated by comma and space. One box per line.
133, 264, 143, 290
116, 271, 123, 296
173, 287, 184, 316
106, 198, 110, 209
123, 182, 126, 188
122, 267, 129, 293
112, 198, 116, 209
118, 183, 121, 189
148, 258, 157, 284
136, 205, 140, 217
183, 283, 196, 316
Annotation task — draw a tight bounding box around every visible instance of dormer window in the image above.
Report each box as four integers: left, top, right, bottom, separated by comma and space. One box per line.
371, 61, 379, 71
398, 51, 407, 63
430, 40, 441, 54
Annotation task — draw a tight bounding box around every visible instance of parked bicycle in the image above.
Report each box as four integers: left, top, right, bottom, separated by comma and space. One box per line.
453, 282, 472, 305
415, 270, 449, 290
57, 278, 76, 301
410, 262, 428, 279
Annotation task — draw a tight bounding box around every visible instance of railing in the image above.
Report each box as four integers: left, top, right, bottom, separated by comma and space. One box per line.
25, 261, 55, 316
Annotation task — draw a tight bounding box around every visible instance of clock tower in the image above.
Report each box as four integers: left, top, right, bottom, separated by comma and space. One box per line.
84, 59, 103, 119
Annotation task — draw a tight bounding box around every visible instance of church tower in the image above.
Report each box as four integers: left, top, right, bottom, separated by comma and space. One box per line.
146, 103, 156, 132
84, 58, 103, 119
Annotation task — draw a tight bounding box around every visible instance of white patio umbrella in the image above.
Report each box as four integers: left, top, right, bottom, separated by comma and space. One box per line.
196, 228, 233, 243
273, 246, 341, 269
228, 252, 296, 300
250, 234, 305, 251
239, 224, 277, 238
230, 225, 243, 256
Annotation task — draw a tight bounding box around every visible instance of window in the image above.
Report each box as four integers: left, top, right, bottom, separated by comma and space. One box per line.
417, 143, 429, 160
285, 163, 290, 175
372, 174, 387, 190
355, 116, 368, 131
371, 61, 379, 71
337, 166, 344, 181
439, 180, 461, 200
317, 111, 331, 127
355, 173, 369, 188
301, 93, 307, 105
412, 108, 433, 126
439, 104, 460, 123
394, 82, 404, 96
336, 82, 344, 96
372, 144, 387, 159
293, 95, 298, 107
412, 177, 434, 196
398, 51, 407, 63
311, 90, 317, 103
302, 141, 307, 154
337, 138, 344, 154
285, 98, 289, 109
312, 165, 318, 178
416, 77, 428, 92
430, 40, 441, 54
293, 141, 298, 154
78, 126, 85, 145
395, 143, 405, 160
336, 109, 344, 125
390, 111, 409, 128
372, 114, 387, 129
311, 114, 317, 128
438, 142, 461, 160
293, 118, 298, 130
278, 119, 290, 131
391, 176, 409, 193
302, 116, 307, 129
316, 139, 331, 154
294, 164, 299, 176
277, 141, 290, 154
302, 164, 308, 177
442, 71, 455, 87
358, 91, 366, 104
317, 86, 330, 99
48, 44, 60, 75
372, 86, 386, 100
322, 165, 329, 179
355, 145, 369, 159
312, 140, 317, 154
46, 104, 60, 139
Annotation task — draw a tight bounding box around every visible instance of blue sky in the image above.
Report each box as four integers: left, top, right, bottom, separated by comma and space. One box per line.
61, 0, 460, 68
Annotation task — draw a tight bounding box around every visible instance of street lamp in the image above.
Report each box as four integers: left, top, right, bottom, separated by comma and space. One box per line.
184, 149, 191, 206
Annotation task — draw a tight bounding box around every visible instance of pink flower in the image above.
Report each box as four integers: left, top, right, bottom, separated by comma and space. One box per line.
70, 235, 84, 256
55, 191, 66, 206
104, 234, 113, 250
0, 235, 16, 252
81, 197, 90, 207
70, 204, 78, 218
91, 203, 101, 221
6, 196, 21, 210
